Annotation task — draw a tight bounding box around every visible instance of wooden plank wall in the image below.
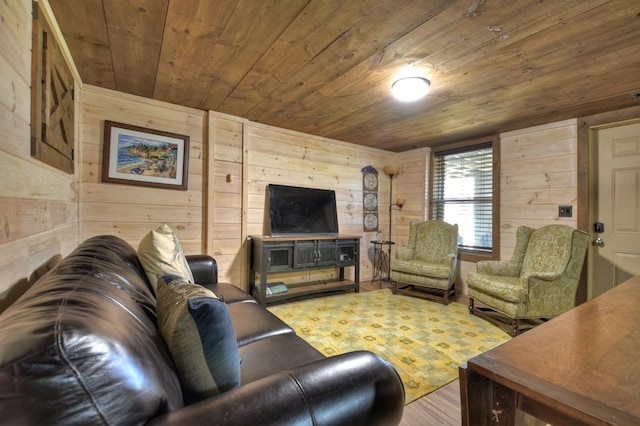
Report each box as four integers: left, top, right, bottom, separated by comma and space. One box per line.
241, 121, 397, 288
455, 120, 579, 294
209, 112, 402, 288
78, 96, 398, 290
80, 86, 207, 255
394, 148, 430, 248
500, 119, 579, 250
0, 0, 80, 312
208, 113, 247, 285
207, 115, 428, 288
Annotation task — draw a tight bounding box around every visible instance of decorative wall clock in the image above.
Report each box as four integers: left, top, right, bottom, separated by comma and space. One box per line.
364, 192, 378, 210
364, 213, 379, 230
361, 165, 379, 231
363, 172, 378, 191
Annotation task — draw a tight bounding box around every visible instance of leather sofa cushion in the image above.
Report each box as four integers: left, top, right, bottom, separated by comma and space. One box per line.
238, 333, 325, 384
0, 275, 182, 424
0, 236, 183, 425
57, 234, 157, 314
228, 302, 294, 347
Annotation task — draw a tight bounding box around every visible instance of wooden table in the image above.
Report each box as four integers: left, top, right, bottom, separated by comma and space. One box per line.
459, 276, 640, 426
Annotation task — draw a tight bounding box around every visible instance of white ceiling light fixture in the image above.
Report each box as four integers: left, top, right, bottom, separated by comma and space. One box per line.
391, 76, 430, 102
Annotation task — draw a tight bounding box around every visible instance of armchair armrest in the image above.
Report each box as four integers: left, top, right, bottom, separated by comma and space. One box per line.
442, 253, 456, 265
443, 253, 458, 279
522, 270, 563, 282
476, 260, 521, 277
149, 351, 404, 426
396, 248, 415, 261
186, 255, 218, 285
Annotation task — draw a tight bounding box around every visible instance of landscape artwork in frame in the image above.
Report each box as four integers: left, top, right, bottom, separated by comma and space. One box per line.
102, 120, 189, 190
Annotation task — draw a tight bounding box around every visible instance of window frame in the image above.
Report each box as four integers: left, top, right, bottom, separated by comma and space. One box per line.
429, 135, 500, 262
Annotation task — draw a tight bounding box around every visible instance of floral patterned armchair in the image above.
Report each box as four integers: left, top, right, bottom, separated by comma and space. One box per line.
467, 224, 589, 335
390, 220, 459, 304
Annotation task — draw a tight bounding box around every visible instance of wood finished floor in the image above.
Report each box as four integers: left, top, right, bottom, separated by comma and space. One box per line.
359, 280, 464, 426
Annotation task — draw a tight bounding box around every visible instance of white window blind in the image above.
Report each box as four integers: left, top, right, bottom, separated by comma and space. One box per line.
432, 143, 493, 252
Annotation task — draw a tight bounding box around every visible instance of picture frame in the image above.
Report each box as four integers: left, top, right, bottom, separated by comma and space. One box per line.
102, 120, 189, 190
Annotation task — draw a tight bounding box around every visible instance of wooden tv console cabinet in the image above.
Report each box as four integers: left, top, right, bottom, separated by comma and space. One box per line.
248, 235, 360, 306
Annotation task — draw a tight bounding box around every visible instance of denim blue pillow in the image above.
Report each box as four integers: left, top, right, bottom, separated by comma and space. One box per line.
156, 276, 240, 403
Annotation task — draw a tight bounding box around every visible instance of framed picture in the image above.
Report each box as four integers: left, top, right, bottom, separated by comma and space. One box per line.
102, 120, 189, 190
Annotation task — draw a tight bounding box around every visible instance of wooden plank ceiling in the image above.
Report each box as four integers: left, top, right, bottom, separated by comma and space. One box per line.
48, 0, 640, 152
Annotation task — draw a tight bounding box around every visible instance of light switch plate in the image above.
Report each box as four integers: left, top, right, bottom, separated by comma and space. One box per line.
559, 205, 572, 217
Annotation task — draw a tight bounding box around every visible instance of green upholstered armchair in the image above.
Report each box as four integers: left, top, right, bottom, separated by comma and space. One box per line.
467, 224, 589, 335
390, 220, 459, 304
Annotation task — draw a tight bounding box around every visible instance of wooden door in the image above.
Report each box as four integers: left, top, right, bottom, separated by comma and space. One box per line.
590, 121, 640, 298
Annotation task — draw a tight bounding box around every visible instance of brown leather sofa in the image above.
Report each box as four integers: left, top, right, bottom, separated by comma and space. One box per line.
0, 235, 404, 425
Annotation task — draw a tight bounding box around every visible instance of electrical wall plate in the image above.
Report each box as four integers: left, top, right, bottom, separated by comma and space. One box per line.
559, 205, 573, 217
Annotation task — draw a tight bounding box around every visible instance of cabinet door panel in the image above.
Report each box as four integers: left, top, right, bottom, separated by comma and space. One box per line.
337, 241, 358, 265
293, 241, 317, 268
266, 244, 293, 272
316, 240, 337, 267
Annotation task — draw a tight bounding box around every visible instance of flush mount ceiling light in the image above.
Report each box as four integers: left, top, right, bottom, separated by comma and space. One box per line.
391, 77, 430, 102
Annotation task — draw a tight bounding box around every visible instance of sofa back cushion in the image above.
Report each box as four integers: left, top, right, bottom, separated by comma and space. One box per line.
412, 220, 458, 263
0, 236, 183, 425
522, 225, 574, 276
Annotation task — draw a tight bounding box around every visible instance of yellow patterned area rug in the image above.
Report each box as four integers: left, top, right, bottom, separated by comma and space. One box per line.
268, 289, 510, 404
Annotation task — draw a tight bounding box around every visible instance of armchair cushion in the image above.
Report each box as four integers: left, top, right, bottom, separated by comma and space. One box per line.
391, 259, 452, 279
466, 275, 526, 303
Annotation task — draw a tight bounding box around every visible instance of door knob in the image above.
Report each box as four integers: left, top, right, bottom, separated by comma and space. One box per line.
593, 238, 605, 247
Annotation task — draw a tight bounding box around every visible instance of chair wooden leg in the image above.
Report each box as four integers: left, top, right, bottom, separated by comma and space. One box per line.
511, 319, 520, 336
393, 282, 453, 305
442, 283, 454, 305
468, 299, 521, 337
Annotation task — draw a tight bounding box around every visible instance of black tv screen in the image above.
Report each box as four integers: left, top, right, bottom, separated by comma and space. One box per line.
267, 184, 339, 236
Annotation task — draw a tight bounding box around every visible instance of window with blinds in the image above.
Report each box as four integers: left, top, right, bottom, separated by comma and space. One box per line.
432, 143, 494, 253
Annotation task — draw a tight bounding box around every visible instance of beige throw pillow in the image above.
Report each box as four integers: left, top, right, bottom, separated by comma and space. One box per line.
138, 224, 195, 293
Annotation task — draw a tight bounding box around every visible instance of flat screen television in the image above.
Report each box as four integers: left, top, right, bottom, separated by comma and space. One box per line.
267, 184, 339, 236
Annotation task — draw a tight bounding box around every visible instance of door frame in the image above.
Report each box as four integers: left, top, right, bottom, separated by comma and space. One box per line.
577, 105, 640, 303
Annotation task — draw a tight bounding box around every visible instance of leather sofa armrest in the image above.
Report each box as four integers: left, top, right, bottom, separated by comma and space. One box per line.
186, 255, 256, 304
148, 351, 404, 426
186, 255, 218, 285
